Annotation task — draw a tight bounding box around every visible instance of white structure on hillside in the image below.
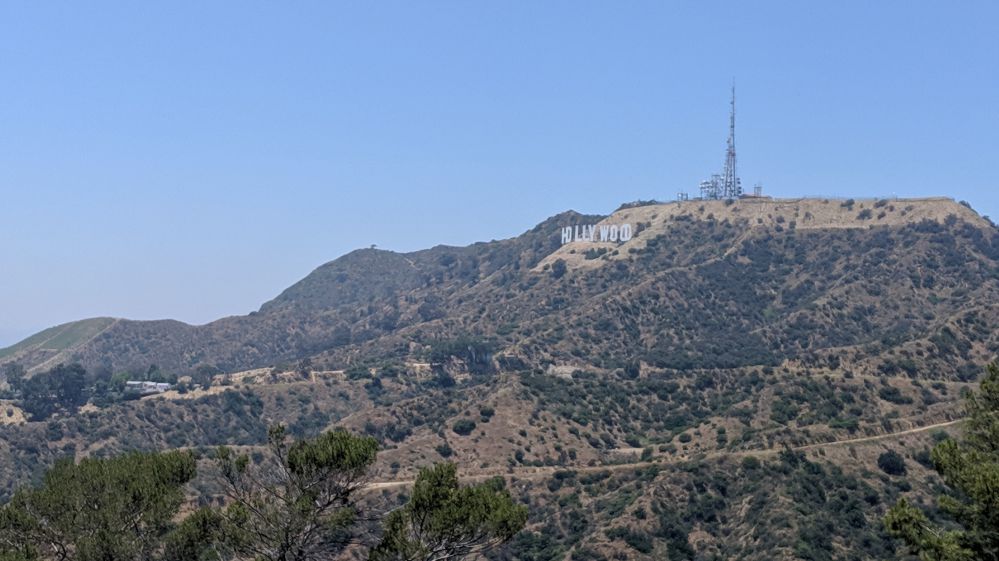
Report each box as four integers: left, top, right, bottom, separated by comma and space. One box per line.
125, 381, 171, 396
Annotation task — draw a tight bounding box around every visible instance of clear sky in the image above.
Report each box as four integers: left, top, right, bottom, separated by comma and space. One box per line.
1, 1, 997, 346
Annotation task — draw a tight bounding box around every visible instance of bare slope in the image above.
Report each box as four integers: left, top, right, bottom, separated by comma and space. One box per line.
536, 197, 987, 271
0, 318, 117, 369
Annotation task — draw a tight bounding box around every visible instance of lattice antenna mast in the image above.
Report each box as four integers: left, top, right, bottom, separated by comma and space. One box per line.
721, 83, 741, 198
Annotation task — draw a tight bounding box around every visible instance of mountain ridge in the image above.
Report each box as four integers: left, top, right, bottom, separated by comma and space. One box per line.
0, 209, 605, 374
1, 197, 993, 378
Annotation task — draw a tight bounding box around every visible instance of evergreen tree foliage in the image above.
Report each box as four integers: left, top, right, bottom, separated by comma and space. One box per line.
884, 363, 999, 560
0, 426, 527, 561
211, 425, 379, 561
16, 363, 89, 420
0, 450, 196, 561
369, 463, 528, 561
160, 508, 226, 561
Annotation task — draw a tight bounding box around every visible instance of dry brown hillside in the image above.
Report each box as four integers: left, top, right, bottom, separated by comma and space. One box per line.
537, 197, 986, 270
1, 196, 997, 560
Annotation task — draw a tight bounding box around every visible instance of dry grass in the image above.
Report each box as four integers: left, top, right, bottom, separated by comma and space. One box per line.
537, 197, 984, 271
0, 400, 26, 425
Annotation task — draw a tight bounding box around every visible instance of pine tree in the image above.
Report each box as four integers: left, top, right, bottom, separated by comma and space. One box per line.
884, 363, 999, 560
0, 450, 196, 561
369, 463, 528, 561
211, 425, 379, 561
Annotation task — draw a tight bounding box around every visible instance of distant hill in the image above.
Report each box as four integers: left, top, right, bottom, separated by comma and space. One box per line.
0, 209, 596, 375
0, 318, 117, 366
4, 197, 995, 382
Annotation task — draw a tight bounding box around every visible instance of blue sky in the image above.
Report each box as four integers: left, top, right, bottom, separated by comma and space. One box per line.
1, 1, 997, 346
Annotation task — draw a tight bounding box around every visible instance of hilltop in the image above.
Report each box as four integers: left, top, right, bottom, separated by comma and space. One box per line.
537, 196, 987, 270
0, 318, 117, 367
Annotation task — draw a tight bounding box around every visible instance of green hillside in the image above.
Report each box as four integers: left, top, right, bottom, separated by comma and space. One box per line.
0, 318, 116, 361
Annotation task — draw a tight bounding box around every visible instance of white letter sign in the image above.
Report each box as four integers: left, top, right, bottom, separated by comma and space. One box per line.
559, 223, 634, 246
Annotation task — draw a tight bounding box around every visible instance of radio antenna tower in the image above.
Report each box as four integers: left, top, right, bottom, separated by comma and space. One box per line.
721, 83, 742, 198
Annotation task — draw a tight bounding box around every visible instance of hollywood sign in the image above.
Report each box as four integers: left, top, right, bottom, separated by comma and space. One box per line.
561, 224, 633, 245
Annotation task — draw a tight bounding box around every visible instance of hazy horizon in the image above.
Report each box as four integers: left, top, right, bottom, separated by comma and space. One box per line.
3, 2, 997, 347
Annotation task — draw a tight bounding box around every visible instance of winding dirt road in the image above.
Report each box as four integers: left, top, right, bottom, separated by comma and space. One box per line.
364, 417, 966, 491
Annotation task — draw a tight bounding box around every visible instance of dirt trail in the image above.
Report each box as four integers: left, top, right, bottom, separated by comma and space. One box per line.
363, 417, 966, 491
795, 418, 963, 451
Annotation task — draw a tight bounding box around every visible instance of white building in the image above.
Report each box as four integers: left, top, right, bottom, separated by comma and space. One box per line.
125, 381, 172, 396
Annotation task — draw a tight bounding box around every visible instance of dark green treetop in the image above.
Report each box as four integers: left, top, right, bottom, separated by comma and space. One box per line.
212, 425, 379, 561
0, 450, 196, 561
369, 463, 528, 561
885, 363, 999, 561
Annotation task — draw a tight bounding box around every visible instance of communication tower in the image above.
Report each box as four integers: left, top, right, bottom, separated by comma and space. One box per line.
720, 84, 742, 198
696, 85, 745, 200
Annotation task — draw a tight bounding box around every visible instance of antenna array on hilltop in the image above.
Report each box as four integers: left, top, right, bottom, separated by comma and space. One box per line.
722, 84, 741, 197
679, 84, 760, 202
699, 84, 742, 200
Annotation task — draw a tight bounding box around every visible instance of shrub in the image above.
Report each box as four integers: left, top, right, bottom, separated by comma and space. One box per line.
931, 429, 950, 443
913, 448, 933, 468
828, 418, 859, 432
605, 528, 653, 554
345, 365, 371, 380
877, 450, 907, 476
878, 386, 913, 404
452, 419, 476, 436
551, 259, 567, 279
